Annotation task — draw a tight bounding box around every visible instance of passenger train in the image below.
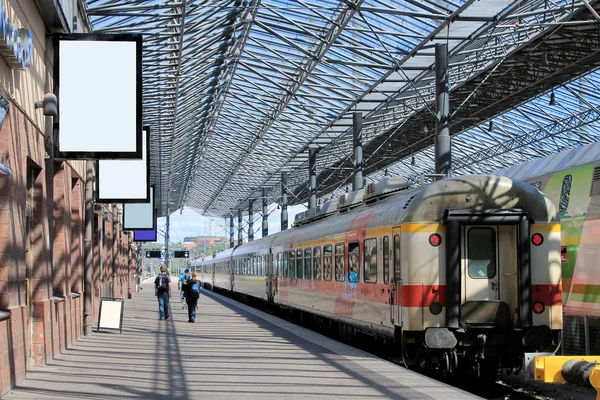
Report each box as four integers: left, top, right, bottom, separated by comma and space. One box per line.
497, 141, 600, 319
193, 174, 562, 377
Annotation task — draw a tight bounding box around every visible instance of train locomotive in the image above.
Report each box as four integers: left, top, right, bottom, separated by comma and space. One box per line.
193, 174, 562, 377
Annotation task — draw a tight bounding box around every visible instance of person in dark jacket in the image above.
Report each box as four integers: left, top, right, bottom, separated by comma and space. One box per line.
154, 266, 171, 320
183, 272, 200, 322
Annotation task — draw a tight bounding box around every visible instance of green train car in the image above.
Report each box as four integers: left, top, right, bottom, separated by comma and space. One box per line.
498, 142, 600, 319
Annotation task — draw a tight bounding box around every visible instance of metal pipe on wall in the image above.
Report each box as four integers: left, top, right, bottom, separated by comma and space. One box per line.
83, 160, 94, 336
435, 43, 451, 177
112, 206, 117, 297
352, 112, 363, 191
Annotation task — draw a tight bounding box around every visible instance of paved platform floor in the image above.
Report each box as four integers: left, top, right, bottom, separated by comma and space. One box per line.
5, 279, 481, 399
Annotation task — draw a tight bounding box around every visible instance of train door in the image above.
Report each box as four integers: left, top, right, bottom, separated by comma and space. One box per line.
462, 225, 500, 301
390, 227, 402, 326
229, 259, 235, 291
266, 253, 274, 300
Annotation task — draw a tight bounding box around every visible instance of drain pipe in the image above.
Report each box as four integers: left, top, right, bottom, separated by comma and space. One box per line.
352, 112, 364, 191
83, 161, 94, 336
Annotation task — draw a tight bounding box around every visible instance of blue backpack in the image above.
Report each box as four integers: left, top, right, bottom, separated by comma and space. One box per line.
190, 280, 200, 298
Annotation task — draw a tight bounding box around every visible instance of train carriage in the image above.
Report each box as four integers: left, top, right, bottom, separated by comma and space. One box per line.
199, 174, 562, 376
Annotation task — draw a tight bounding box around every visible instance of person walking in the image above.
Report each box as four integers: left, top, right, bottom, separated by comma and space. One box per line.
154, 266, 171, 320
178, 268, 191, 309
183, 272, 200, 323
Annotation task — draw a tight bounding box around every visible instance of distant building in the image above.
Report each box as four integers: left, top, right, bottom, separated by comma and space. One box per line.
182, 236, 227, 249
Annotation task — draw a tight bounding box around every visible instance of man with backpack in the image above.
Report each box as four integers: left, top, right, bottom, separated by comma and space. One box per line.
183, 272, 200, 323
178, 268, 191, 309
154, 266, 171, 320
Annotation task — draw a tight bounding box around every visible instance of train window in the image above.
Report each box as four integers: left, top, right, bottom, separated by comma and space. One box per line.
296, 249, 304, 279
323, 245, 332, 280
304, 248, 312, 280
591, 166, 600, 196
335, 243, 345, 281
363, 238, 377, 283
348, 242, 360, 282
559, 174, 572, 212
289, 251, 296, 279
393, 235, 401, 283
276, 253, 281, 277
313, 247, 322, 280
283, 251, 289, 278
383, 236, 390, 284
467, 228, 496, 279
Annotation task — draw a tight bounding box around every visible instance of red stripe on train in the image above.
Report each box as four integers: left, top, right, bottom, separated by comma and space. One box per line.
401, 284, 562, 308
531, 283, 562, 307
402, 285, 447, 307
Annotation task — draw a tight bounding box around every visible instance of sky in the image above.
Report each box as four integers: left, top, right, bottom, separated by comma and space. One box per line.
155, 202, 308, 244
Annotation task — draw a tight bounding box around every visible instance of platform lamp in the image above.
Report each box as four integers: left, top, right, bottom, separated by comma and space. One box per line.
34, 93, 57, 116
34, 93, 58, 159
549, 91, 557, 106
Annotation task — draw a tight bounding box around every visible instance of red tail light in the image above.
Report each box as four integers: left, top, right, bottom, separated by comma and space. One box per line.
531, 233, 544, 246
533, 301, 545, 314
561, 246, 568, 263
429, 233, 442, 247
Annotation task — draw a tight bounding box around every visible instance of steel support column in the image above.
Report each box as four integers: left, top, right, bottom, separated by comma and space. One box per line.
229, 214, 234, 248
165, 214, 170, 274
281, 172, 288, 231
248, 199, 254, 241
308, 146, 318, 209
435, 43, 451, 177
262, 187, 268, 238
238, 208, 243, 245
352, 112, 364, 191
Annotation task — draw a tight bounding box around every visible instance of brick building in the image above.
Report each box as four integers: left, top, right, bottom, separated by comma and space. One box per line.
0, 0, 136, 395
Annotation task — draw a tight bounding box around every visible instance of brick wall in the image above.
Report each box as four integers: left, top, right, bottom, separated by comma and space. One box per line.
0, 98, 137, 397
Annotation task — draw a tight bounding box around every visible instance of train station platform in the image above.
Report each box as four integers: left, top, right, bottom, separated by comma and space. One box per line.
4, 279, 481, 400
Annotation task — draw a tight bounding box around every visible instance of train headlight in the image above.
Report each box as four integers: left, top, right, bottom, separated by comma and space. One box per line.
429, 233, 442, 247
533, 301, 545, 314
531, 233, 544, 246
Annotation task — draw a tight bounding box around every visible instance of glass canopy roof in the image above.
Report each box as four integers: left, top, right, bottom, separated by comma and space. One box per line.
84, 0, 600, 217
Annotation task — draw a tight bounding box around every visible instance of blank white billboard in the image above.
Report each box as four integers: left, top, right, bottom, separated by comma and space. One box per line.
96, 127, 149, 203
123, 187, 155, 230
55, 33, 142, 159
